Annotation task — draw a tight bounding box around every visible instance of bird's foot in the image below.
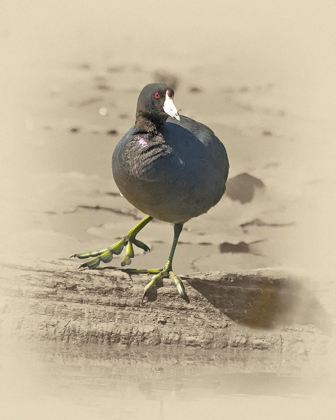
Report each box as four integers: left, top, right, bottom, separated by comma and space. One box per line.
121, 264, 187, 303
70, 235, 150, 269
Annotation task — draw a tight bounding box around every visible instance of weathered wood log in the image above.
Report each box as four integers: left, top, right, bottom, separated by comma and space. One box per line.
0, 259, 329, 366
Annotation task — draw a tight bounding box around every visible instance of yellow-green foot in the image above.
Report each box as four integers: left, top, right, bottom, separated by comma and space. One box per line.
70, 236, 150, 269
71, 219, 188, 303
71, 216, 153, 269
121, 265, 188, 303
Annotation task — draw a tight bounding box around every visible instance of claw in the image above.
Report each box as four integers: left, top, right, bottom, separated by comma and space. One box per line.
121, 255, 132, 266
79, 257, 100, 269
141, 270, 170, 303
121, 242, 135, 266
142, 274, 160, 304
71, 252, 91, 259
169, 272, 187, 298
126, 241, 135, 258
71, 248, 110, 259
140, 269, 189, 303
87, 251, 100, 257
121, 268, 161, 275
133, 238, 150, 252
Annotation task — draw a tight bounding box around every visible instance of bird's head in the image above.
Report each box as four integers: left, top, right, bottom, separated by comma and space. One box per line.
136, 83, 180, 124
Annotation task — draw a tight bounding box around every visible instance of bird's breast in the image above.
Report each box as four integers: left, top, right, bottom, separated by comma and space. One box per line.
118, 133, 176, 181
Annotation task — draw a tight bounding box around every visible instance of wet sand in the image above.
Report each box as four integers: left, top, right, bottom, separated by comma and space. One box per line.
1, 340, 335, 420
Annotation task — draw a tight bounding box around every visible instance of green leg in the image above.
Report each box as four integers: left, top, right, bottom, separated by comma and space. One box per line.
122, 223, 188, 302
71, 215, 153, 268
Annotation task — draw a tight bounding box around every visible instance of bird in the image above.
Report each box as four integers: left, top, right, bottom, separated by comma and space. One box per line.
72, 83, 229, 302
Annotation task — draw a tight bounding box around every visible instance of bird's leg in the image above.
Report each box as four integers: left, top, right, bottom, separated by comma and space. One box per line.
122, 223, 187, 301
71, 215, 153, 269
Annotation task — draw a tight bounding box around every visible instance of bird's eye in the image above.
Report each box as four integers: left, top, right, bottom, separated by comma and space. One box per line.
154, 92, 160, 99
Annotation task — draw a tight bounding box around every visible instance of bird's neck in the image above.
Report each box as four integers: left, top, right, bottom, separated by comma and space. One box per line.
134, 115, 162, 135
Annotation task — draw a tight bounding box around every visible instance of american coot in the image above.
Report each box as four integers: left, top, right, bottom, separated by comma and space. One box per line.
72, 83, 229, 302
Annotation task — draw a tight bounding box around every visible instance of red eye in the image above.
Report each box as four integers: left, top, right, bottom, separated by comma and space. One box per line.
154, 92, 160, 98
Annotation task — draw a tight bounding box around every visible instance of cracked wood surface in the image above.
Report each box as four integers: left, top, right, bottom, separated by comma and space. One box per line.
0, 259, 329, 364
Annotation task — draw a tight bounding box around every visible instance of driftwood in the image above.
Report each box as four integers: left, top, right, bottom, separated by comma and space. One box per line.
0, 259, 329, 366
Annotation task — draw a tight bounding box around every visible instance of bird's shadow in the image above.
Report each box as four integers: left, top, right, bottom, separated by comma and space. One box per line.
183, 275, 331, 332
88, 266, 329, 332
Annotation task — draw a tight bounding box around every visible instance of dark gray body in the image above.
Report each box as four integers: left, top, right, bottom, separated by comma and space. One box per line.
112, 116, 229, 224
